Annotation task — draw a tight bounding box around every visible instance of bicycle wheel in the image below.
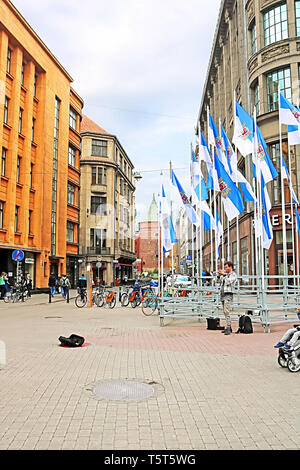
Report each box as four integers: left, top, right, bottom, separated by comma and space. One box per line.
142, 297, 157, 316
96, 293, 104, 308
130, 298, 137, 308
107, 295, 116, 309
121, 293, 129, 307
75, 293, 87, 308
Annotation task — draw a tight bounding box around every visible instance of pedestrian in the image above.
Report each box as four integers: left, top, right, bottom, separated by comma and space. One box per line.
78, 273, 87, 291
48, 272, 56, 297
0, 272, 7, 299
3, 272, 9, 295
24, 273, 32, 297
218, 261, 237, 335
123, 274, 128, 285
60, 274, 70, 299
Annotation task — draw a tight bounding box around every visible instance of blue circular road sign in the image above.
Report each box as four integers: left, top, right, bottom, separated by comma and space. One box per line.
12, 250, 24, 262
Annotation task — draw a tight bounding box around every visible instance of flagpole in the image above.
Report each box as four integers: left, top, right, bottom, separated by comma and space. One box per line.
278, 86, 288, 289
198, 122, 203, 283
288, 142, 296, 287
296, 203, 300, 286
157, 190, 161, 296
160, 173, 164, 298
253, 110, 264, 292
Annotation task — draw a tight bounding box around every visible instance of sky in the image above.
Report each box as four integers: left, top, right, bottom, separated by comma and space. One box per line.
12, 0, 221, 224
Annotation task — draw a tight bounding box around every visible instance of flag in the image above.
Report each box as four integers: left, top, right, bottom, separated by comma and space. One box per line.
208, 113, 230, 173
190, 149, 208, 204
199, 132, 219, 191
295, 204, 300, 243
200, 200, 215, 231
279, 93, 300, 126
261, 174, 273, 249
214, 152, 245, 221
215, 210, 223, 254
171, 170, 200, 225
288, 125, 300, 146
236, 170, 257, 202
232, 101, 254, 157
161, 185, 173, 253
281, 156, 299, 205
255, 125, 278, 183
221, 125, 235, 175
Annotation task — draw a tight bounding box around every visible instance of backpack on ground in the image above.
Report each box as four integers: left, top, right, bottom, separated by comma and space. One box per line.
59, 334, 85, 347
236, 315, 253, 334
206, 317, 225, 331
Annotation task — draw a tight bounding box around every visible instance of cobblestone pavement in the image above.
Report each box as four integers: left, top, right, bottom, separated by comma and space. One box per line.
0, 292, 299, 450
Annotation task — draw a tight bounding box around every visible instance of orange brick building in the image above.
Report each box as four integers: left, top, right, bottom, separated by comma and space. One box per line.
0, 0, 83, 288
135, 194, 159, 273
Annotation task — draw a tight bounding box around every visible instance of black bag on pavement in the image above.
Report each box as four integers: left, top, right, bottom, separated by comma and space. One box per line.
207, 317, 224, 330
59, 334, 85, 347
236, 315, 253, 334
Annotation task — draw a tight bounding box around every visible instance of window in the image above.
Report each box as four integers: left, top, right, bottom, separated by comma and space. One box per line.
254, 82, 260, 116
1, 149, 6, 177
69, 108, 77, 130
30, 163, 33, 188
66, 221, 74, 243
0, 202, 3, 229
34, 74, 37, 97
266, 67, 291, 112
32, 118, 35, 142
15, 206, 19, 233
90, 228, 95, 248
91, 139, 107, 157
6, 48, 11, 74
16, 156, 21, 184
90, 196, 107, 215
264, 3, 288, 46
18, 108, 23, 134
90, 228, 107, 248
3, 97, 8, 124
68, 146, 75, 166
67, 183, 75, 205
21, 63, 25, 86
250, 22, 257, 55
91, 166, 107, 185
28, 210, 32, 234
296, 0, 300, 36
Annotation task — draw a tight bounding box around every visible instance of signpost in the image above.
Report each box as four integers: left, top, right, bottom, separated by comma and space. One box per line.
12, 250, 24, 300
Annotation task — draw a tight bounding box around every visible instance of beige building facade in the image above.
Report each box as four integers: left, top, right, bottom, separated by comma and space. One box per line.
79, 115, 136, 285
196, 0, 300, 280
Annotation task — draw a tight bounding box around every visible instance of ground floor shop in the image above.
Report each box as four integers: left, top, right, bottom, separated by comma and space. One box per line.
0, 247, 40, 288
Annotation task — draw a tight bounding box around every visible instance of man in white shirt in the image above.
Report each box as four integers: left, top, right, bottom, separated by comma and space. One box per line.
218, 261, 237, 335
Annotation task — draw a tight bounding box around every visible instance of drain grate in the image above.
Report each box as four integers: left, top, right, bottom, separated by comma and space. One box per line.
93, 380, 155, 402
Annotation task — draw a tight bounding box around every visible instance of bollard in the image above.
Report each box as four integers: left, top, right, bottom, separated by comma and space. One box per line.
67, 288, 69, 304
49, 288, 51, 303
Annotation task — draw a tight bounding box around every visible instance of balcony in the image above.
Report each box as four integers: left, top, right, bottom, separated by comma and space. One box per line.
86, 247, 111, 255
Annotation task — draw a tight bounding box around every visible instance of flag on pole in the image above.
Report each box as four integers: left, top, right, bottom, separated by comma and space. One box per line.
215, 210, 223, 254
199, 132, 219, 191
214, 152, 245, 221
208, 113, 230, 172
281, 155, 299, 205
236, 169, 257, 202
232, 101, 254, 157
255, 124, 278, 183
171, 170, 200, 225
161, 185, 173, 253
221, 124, 235, 175
261, 174, 273, 249
190, 149, 208, 203
288, 125, 300, 146
279, 93, 300, 126
200, 200, 216, 231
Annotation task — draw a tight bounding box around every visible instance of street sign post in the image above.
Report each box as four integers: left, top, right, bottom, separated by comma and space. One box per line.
12, 250, 24, 262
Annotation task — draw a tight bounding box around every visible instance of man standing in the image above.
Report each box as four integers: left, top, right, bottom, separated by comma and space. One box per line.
48, 273, 56, 297
218, 261, 237, 335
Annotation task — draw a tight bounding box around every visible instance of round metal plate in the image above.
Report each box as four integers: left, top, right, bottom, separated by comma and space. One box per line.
93, 380, 155, 402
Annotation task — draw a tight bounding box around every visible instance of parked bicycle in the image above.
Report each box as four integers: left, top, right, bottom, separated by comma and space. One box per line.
75, 288, 87, 308
141, 291, 159, 315
4, 284, 29, 303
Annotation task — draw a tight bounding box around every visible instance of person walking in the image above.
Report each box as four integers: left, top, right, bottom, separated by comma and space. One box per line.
218, 261, 237, 335
24, 273, 32, 297
48, 273, 56, 297
60, 274, 70, 299
0, 272, 7, 299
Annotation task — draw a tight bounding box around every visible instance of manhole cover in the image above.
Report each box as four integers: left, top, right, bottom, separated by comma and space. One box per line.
45, 316, 62, 319
93, 380, 155, 402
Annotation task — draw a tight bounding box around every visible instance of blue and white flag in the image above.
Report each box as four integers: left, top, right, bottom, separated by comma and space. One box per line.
288, 125, 300, 146
208, 113, 230, 173
261, 174, 273, 249
214, 152, 245, 221
235, 169, 257, 203
232, 101, 254, 157
295, 204, 300, 243
199, 132, 219, 191
255, 125, 278, 183
221, 125, 235, 175
279, 93, 300, 126
172, 170, 200, 225
281, 156, 299, 205
190, 149, 208, 204
200, 200, 216, 231
215, 210, 223, 254
161, 185, 173, 253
